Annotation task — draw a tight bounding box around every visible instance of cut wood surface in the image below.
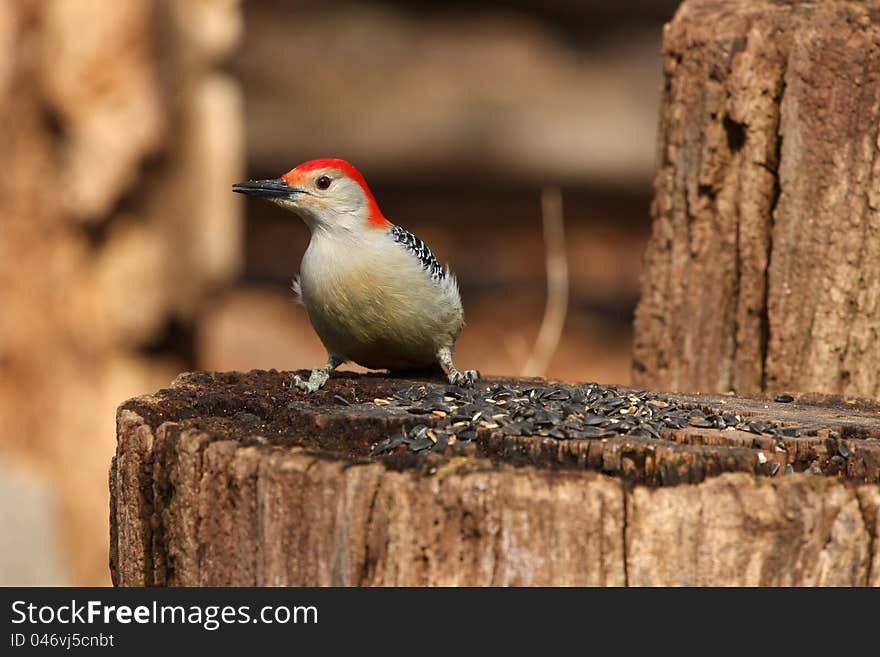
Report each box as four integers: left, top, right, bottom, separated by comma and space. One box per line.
632, 0, 880, 399
111, 371, 880, 586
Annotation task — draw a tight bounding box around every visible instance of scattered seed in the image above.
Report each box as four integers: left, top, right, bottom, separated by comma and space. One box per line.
434, 433, 449, 450
775, 394, 795, 403
580, 426, 617, 439
410, 435, 434, 452
406, 406, 432, 414
363, 381, 850, 457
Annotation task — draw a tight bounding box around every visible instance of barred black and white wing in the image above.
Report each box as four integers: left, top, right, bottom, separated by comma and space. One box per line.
389, 225, 446, 282
291, 275, 304, 304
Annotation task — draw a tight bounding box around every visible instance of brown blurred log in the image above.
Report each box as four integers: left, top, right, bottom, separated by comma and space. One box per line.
632, 0, 880, 399
0, 0, 243, 585
111, 371, 880, 586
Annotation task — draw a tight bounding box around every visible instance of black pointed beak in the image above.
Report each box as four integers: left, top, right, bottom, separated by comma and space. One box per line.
232, 178, 301, 198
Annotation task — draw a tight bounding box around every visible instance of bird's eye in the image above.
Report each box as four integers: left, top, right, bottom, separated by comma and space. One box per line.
316, 175, 332, 190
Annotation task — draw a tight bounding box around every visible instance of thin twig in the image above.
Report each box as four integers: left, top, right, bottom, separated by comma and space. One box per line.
521, 186, 568, 377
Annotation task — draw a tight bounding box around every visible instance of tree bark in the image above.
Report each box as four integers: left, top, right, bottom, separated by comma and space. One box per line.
111, 371, 880, 586
632, 0, 880, 399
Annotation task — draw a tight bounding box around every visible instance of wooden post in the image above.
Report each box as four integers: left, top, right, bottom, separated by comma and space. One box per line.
632, 0, 880, 398
110, 371, 880, 586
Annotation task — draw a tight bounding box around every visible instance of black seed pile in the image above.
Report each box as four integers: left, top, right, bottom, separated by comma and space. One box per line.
369, 381, 811, 458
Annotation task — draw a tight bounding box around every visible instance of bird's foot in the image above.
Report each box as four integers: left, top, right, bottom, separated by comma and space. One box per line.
437, 346, 480, 388
290, 354, 344, 393
448, 368, 480, 387
291, 368, 331, 393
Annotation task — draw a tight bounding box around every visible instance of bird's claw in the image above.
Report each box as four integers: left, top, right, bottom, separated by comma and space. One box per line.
290, 369, 330, 393
449, 369, 480, 387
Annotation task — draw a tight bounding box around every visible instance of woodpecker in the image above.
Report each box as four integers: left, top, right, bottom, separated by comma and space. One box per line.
232, 158, 480, 392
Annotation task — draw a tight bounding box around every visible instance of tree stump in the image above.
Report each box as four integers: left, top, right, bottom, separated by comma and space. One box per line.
111, 371, 880, 586
632, 0, 880, 399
